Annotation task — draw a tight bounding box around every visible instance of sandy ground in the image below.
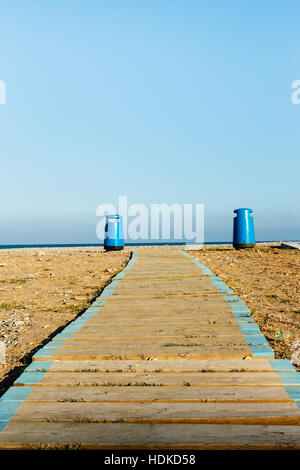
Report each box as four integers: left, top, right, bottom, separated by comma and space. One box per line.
0, 247, 130, 392
189, 243, 300, 367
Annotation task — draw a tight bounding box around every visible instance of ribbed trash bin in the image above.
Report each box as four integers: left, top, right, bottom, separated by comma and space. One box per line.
233, 208, 255, 249
104, 215, 124, 251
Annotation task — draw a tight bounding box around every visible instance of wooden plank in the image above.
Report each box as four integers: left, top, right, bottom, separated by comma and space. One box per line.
122, 275, 206, 280
14, 384, 293, 403
101, 297, 233, 308
82, 314, 237, 324
27, 359, 282, 373
281, 242, 300, 250
9, 401, 300, 424
70, 323, 244, 333
107, 293, 224, 301
50, 337, 249, 348
17, 371, 287, 387
1, 422, 300, 449
79, 319, 240, 328
62, 330, 245, 340
84, 310, 237, 318
95, 304, 234, 314
66, 327, 245, 338
35, 345, 253, 361
112, 278, 219, 296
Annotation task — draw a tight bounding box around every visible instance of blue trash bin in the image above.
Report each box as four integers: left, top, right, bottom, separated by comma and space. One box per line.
104, 215, 124, 251
233, 208, 255, 249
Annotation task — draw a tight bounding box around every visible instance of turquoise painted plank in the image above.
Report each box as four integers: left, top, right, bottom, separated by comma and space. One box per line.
52, 333, 72, 340
277, 373, 300, 385
33, 346, 62, 358
0, 386, 34, 402
62, 327, 84, 334
99, 291, 115, 299
84, 307, 101, 313
210, 279, 234, 295
79, 313, 99, 319
62, 324, 85, 333
24, 361, 54, 372
225, 300, 246, 309
232, 310, 251, 316
249, 344, 274, 357
179, 251, 214, 275
15, 372, 46, 385
0, 386, 34, 433
235, 317, 255, 323
114, 274, 124, 279
42, 340, 66, 349
269, 359, 296, 372
245, 336, 269, 346
0, 422, 9, 432
238, 323, 261, 330
230, 304, 250, 310
238, 325, 262, 335
233, 312, 251, 317
92, 299, 107, 304
242, 329, 263, 336
110, 280, 121, 285
284, 387, 300, 401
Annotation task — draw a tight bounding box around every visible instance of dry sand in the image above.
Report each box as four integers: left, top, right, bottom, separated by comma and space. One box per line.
0, 246, 130, 392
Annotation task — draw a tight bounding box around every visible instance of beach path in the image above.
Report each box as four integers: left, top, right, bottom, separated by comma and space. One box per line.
0, 248, 300, 449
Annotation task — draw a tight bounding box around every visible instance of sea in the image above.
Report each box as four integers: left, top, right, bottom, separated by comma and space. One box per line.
0, 241, 291, 250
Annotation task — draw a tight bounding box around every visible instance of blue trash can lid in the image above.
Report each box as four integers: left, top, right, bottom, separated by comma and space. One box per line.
234, 208, 253, 213
106, 214, 121, 219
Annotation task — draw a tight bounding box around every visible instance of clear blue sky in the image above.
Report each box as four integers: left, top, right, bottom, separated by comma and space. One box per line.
0, 1, 299, 243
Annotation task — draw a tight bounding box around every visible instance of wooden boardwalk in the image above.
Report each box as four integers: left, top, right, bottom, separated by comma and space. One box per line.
0, 248, 300, 449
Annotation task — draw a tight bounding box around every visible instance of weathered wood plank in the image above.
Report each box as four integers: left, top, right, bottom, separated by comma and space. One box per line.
112, 278, 219, 296
65, 326, 244, 336
15, 384, 293, 403
10, 401, 300, 424
18, 371, 286, 386
1, 422, 300, 449
50, 337, 249, 348
34, 345, 253, 361
27, 359, 284, 373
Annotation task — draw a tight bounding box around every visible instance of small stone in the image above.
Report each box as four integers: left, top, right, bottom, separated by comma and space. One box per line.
270, 313, 283, 321
291, 340, 300, 350
291, 350, 300, 367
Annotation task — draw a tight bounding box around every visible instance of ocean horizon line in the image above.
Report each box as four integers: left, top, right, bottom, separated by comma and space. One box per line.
0, 240, 296, 250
